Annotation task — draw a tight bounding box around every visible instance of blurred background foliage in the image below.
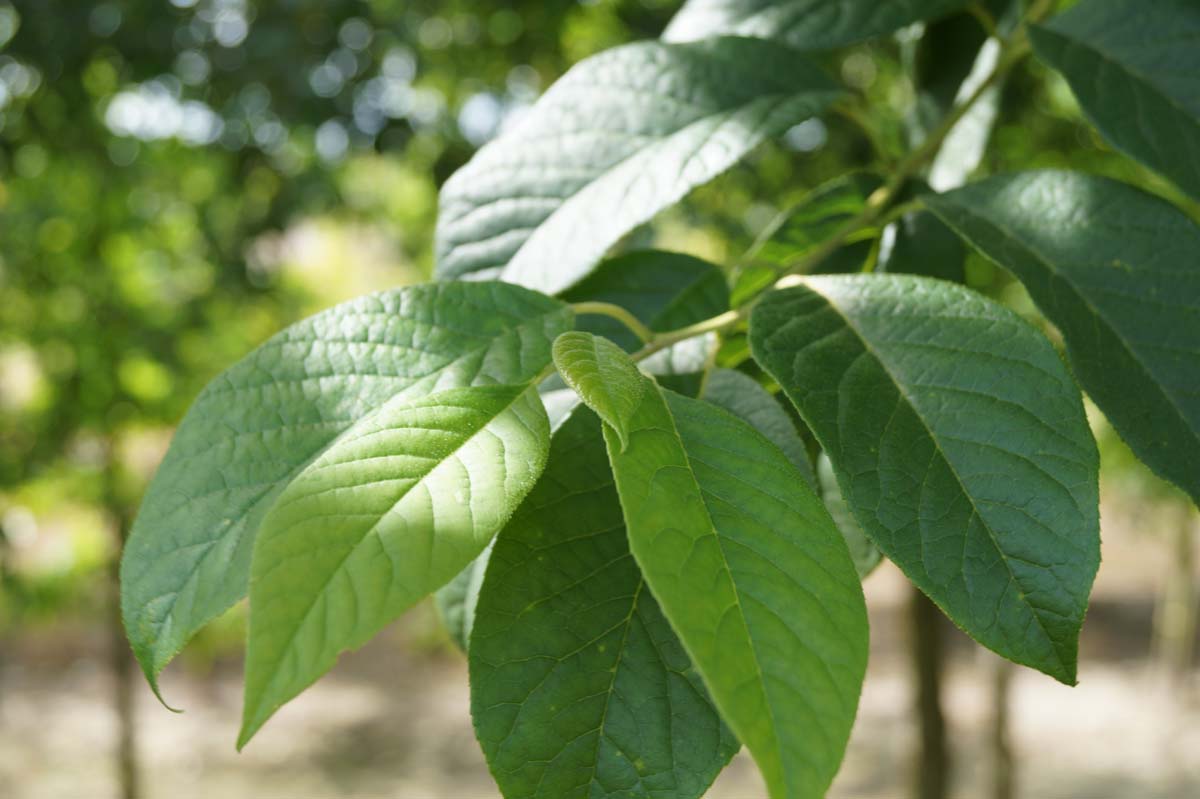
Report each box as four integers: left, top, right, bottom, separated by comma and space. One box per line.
0, 1, 1196, 797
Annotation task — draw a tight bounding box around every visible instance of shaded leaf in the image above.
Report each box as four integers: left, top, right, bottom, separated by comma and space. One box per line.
434, 541, 493, 652
751, 275, 1099, 683
1030, 0, 1200, 199
470, 407, 738, 799
817, 453, 882, 579
701, 368, 817, 490
925, 170, 1200, 504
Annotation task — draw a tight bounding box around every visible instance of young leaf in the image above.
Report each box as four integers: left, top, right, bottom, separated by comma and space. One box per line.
1030, 0, 1200, 199
470, 407, 738, 799
433, 541, 493, 652
701, 367, 817, 491
120, 283, 572, 700
563, 250, 730, 352
924, 170, 1200, 504
817, 454, 882, 580
605, 379, 868, 799
664, 0, 970, 52
552, 331, 645, 450
435, 38, 840, 292
240, 383, 551, 746
750, 275, 1100, 684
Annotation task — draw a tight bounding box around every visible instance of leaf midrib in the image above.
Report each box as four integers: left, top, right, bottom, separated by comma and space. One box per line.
800, 284, 1071, 675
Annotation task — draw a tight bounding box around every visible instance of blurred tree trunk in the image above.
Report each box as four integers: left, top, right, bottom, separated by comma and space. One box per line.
104, 447, 141, 799
911, 586, 949, 799
1155, 504, 1198, 686
986, 653, 1015, 799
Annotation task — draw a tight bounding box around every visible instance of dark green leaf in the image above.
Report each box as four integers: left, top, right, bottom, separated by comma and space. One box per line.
751, 275, 1100, 683
606, 378, 868, 799
553, 331, 646, 450
120, 283, 571, 700
925, 170, 1200, 504
435, 38, 840, 292
1030, 0, 1200, 199
240, 382, 552, 746
879, 207, 967, 284
664, 0, 970, 52
470, 407, 738, 799
701, 368, 817, 490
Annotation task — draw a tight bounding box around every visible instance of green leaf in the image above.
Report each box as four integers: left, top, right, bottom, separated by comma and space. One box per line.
563, 250, 730, 353
240, 383, 552, 746
924, 170, 1200, 504
120, 282, 572, 700
470, 407, 739, 799
664, 0, 970, 52
817, 454, 882, 580
553, 331, 646, 451
605, 378, 868, 799
1030, 0, 1200, 199
435, 38, 840, 292
750, 275, 1100, 683
434, 541, 493, 652
879, 207, 966, 284
701, 368, 817, 491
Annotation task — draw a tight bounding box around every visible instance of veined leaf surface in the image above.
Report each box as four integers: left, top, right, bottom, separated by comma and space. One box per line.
606, 379, 868, 799
925, 170, 1200, 504
470, 407, 738, 799
435, 38, 839, 292
240, 383, 552, 746
120, 282, 571, 698
751, 275, 1100, 683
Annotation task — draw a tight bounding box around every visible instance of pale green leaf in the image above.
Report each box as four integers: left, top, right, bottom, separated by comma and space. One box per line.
751, 275, 1100, 683
605, 378, 868, 799
1030, 0, 1200, 199
120, 283, 571, 699
701, 368, 817, 491
470, 407, 738, 799
925, 170, 1200, 504
553, 331, 646, 451
435, 38, 840, 292
240, 383, 551, 746
664, 0, 970, 52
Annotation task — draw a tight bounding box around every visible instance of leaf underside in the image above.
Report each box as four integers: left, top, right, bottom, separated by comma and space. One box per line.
435, 37, 840, 293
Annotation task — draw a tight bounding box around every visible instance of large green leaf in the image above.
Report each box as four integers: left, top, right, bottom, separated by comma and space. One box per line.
750, 275, 1100, 683
553, 331, 646, 450
663, 0, 970, 52
120, 283, 572, 699
435, 38, 840, 292
470, 407, 738, 799
240, 383, 551, 746
925, 170, 1200, 504
562, 250, 730, 353
605, 378, 868, 799
701, 367, 817, 491
1030, 0, 1200, 199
